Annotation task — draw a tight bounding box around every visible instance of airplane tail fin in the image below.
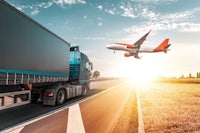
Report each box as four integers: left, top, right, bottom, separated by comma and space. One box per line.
163, 43, 171, 53
153, 38, 171, 53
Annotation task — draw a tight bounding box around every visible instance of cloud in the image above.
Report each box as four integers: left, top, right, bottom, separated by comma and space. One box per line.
178, 23, 200, 32
120, 5, 136, 18
130, 0, 178, 4
97, 5, 103, 11
97, 17, 103, 26
9, 0, 86, 16
102, 0, 199, 27
124, 21, 200, 33
31, 9, 39, 15
53, 0, 86, 6
124, 7, 200, 33
83, 16, 87, 19
98, 22, 102, 26
38, 2, 54, 8
105, 9, 115, 15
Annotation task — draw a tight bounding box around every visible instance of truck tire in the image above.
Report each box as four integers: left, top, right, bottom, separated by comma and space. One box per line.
56, 88, 66, 105
82, 84, 88, 96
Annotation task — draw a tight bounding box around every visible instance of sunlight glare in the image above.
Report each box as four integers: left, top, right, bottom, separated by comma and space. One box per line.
116, 56, 163, 88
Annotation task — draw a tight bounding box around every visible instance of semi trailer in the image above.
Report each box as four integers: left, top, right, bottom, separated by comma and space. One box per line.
0, 0, 92, 110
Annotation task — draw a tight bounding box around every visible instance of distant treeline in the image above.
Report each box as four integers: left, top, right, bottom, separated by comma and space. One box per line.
156, 78, 200, 84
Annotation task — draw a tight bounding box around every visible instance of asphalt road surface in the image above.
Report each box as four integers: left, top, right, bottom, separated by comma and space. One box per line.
0, 79, 138, 133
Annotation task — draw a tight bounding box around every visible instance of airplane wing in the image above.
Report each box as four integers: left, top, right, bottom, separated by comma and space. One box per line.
131, 30, 151, 59
111, 30, 151, 49
133, 30, 151, 47
111, 42, 136, 48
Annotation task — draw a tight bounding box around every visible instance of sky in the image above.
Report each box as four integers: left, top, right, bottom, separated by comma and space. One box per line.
5, 0, 200, 79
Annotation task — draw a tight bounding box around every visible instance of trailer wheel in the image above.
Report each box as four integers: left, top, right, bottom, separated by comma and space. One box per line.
82, 84, 88, 96
56, 88, 66, 105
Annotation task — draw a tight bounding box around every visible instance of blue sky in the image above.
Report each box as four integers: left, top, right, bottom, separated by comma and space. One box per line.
5, 0, 200, 78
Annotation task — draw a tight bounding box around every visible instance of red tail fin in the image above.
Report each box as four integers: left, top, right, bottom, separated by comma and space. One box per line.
153, 38, 169, 52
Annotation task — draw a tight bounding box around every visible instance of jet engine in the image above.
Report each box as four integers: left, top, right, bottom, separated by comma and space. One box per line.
126, 45, 134, 48
124, 52, 131, 57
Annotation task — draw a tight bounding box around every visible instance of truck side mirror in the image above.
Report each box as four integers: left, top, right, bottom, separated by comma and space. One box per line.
90, 62, 93, 71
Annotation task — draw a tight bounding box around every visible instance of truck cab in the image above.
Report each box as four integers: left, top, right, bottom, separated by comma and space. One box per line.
69, 46, 93, 94
42, 46, 93, 106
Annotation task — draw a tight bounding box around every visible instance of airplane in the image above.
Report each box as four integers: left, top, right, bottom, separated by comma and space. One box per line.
106, 30, 171, 59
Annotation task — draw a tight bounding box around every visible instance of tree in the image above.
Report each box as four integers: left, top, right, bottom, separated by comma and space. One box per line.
189, 73, 192, 78
93, 71, 100, 78
197, 72, 200, 78
89, 72, 93, 79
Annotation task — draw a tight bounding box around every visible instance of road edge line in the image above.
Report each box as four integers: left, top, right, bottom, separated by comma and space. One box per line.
136, 90, 145, 133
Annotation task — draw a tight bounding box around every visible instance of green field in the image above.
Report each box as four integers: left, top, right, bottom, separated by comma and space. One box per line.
138, 82, 200, 133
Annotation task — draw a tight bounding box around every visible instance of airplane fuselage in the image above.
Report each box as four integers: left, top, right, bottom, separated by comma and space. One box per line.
106, 44, 155, 54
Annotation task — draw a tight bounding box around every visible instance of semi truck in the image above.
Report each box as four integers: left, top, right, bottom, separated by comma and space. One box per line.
0, 0, 92, 110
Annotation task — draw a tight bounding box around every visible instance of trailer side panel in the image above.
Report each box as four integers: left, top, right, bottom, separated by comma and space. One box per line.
0, 1, 70, 78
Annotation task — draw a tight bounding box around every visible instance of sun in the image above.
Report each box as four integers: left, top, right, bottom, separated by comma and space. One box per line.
117, 56, 163, 84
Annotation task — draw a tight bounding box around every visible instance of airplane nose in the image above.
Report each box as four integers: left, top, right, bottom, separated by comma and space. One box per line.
106, 45, 111, 49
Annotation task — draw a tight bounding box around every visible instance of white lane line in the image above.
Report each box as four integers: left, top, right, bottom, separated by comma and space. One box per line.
136, 90, 145, 133
2, 83, 123, 133
1, 126, 25, 133
1, 108, 68, 133
67, 104, 85, 133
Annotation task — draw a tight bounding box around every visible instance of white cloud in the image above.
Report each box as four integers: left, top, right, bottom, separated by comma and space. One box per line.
139, 7, 160, 21
10, 0, 86, 16
83, 16, 87, 19
97, 17, 103, 26
97, 5, 103, 11
53, 0, 86, 6
131, 0, 178, 4
120, 5, 136, 18
105, 9, 115, 15
31, 9, 39, 15
178, 23, 200, 32
98, 22, 102, 26
38, 2, 54, 8
124, 21, 200, 33
123, 6, 200, 33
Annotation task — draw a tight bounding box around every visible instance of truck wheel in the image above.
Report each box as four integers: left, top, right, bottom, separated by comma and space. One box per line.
56, 88, 66, 105
82, 84, 88, 96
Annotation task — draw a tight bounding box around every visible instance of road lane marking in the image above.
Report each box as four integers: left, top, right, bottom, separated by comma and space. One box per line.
1, 108, 68, 133
1, 126, 25, 133
67, 104, 85, 133
136, 90, 145, 133
2, 82, 124, 133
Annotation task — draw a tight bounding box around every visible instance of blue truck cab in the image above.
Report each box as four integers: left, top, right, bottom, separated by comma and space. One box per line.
70, 46, 92, 94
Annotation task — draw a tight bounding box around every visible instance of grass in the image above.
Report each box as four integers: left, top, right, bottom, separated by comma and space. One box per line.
138, 82, 200, 133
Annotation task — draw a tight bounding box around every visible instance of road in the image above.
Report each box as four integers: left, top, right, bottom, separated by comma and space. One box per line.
0, 79, 138, 133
